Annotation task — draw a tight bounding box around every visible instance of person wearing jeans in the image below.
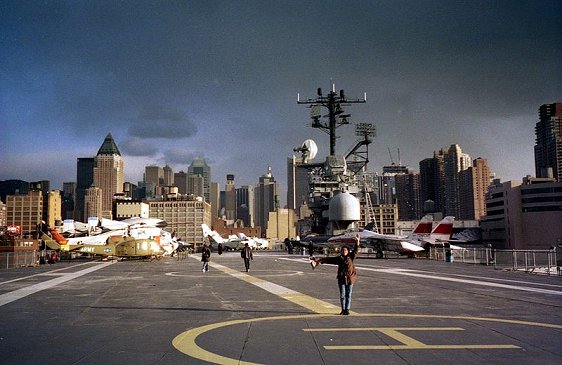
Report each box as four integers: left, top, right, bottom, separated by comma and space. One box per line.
311, 233, 360, 315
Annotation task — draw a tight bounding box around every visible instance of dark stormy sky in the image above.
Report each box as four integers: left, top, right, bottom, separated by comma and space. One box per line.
1, 0, 561, 204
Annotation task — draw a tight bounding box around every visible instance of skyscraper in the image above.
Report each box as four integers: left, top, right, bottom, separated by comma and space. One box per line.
62, 182, 75, 220
286, 156, 310, 215
174, 171, 188, 195
84, 186, 103, 220
75, 157, 94, 221
236, 185, 255, 227
187, 174, 204, 198
210, 182, 220, 220
145, 165, 163, 196
93, 133, 124, 219
163, 164, 174, 186
224, 174, 236, 221
188, 158, 211, 202
443, 144, 471, 217
534, 102, 562, 182
394, 172, 421, 220
254, 167, 279, 236
419, 150, 445, 213
459, 157, 492, 220
6, 190, 43, 238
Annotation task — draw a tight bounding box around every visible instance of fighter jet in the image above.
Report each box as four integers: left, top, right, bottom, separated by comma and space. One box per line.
327, 215, 442, 258
201, 224, 267, 250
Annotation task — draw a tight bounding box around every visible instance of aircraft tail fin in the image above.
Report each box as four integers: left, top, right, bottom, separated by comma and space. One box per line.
201, 224, 224, 243
48, 228, 68, 244
430, 216, 455, 241
411, 215, 433, 236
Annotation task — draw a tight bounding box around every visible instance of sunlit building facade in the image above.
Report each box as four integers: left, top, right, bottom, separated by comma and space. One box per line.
93, 134, 124, 219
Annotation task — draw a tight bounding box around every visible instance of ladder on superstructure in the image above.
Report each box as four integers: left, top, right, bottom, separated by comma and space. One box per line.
362, 175, 378, 233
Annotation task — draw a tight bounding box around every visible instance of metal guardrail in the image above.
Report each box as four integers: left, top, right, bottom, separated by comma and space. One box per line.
0, 251, 41, 269
429, 246, 560, 276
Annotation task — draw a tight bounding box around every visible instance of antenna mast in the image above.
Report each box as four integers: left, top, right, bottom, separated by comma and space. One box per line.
297, 84, 366, 156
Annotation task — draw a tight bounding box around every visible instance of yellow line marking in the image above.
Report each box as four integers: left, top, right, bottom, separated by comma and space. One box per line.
173, 314, 328, 365
304, 327, 465, 332
196, 258, 344, 314
176, 257, 561, 363
173, 313, 560, 363
325, 345, 521, 350
348, 313, 562, 329
305, 326, 519, 350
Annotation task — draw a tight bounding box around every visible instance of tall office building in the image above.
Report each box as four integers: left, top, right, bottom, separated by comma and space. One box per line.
287, 156, 310, 215
188, 158, 211, 202
254, 167, 279, 236
0, 179, 30, 203
394, 172, 421, 220
145, 165, 163, 196
6, 190, 43, 238
75, 157, 94, 222
84, 186, 103, 219
381, 164, 409, 205
224, 174, 236, 221
93, 133, 124, 219
481, 176, 562, 249
148, 198, 211, 249
46, 191, 62, 227
236, 185, 255, 227
163, 164, 174, 186
62, 182, 75, 220
419, 150, 445, 213
534, 102, 562, 182
187, 174, 205, 198
443, 144, 471, 217
174, 171, 188, 195
459, 157, 492, 220
210, 182, 220, 221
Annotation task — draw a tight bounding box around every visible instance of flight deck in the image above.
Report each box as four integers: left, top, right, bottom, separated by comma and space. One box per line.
0, 252, 560, 364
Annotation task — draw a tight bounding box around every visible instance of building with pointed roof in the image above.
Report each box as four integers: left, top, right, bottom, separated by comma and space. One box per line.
93, 133, 124, 219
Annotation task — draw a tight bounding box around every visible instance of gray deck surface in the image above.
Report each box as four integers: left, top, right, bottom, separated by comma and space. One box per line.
1, 251, 560, 364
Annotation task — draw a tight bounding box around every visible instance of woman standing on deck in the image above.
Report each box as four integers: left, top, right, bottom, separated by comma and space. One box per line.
311, 233, 360, 315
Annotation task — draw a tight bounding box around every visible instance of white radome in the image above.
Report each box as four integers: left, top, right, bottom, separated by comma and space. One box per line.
302, 139, 318, 161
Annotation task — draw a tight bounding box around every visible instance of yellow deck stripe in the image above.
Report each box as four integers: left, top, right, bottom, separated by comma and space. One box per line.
206, 260, 342, 314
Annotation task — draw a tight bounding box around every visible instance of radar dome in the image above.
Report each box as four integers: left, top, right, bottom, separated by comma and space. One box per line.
302, 139, 318, 161
329, 192, 360, 222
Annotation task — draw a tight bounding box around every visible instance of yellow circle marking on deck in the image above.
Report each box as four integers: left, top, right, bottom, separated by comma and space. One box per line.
172, 313, 562, 364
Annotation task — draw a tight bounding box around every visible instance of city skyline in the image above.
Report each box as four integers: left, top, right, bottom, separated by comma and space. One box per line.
1, 1, 561, 194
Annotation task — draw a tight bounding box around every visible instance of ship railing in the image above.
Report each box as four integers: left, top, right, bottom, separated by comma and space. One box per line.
429, 246, 560, 276
0, 250, 41, 270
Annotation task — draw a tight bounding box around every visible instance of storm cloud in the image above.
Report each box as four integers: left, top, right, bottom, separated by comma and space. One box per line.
1, 0, 561, 196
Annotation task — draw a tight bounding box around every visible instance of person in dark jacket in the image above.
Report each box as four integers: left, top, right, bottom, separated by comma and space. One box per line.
201, 244, 211, 272
311, 233, 360, 315
240, 242, 253, 272
307, 242, 314, 257
217, 242, 223, 255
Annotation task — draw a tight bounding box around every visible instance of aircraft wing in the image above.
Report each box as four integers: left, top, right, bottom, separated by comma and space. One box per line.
362, 236, 424, 256
398, 241, 426, 252
100, 218, 130, 230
